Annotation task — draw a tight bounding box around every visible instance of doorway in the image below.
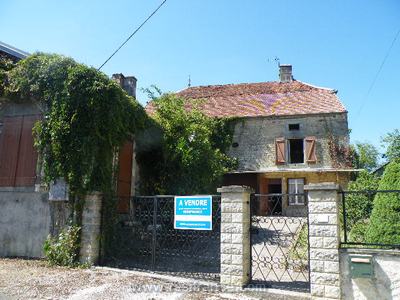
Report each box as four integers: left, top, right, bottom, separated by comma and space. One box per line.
267, 179, 282, 215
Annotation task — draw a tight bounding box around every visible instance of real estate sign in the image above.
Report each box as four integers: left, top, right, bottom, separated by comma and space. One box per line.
174, 195, 212, 230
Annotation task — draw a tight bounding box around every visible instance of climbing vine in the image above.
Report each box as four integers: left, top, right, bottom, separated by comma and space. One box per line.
3, 53, 147, 194
1, 54, 148, 259
327, 133, 354, 168
136, 89, 237, 195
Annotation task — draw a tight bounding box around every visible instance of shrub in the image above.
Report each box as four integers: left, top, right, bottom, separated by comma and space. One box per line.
345, 170, 380, 230
366, 160, 400, 245
349, 219, 370, 243
43, 225, 81, 266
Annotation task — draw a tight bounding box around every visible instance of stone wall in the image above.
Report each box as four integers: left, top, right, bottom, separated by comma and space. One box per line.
0, 191, 50, 257
340, 248, 400, 300
218, 185, 252, 287
305, 182, 341, 300
228, 113, 348, 171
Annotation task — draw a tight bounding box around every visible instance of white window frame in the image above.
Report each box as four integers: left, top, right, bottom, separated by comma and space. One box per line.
288, 178, 305, 205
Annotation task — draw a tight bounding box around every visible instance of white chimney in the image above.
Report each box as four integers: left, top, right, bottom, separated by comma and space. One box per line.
279, 65, 293, 83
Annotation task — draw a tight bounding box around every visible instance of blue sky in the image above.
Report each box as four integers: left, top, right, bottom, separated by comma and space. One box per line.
1, 0, 399, 151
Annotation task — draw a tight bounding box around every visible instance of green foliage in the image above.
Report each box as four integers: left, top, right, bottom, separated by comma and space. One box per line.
366, 160, 400, 244
382, 129, 400, 161
345, 170, 380, 231
4, 53, 147, 196
43, 225, 81, 266
287, 224, 308, 271
0, 55, 16, 96
349, 219, 370, 243
351, 142, 380, 171
137, 92, 237, 195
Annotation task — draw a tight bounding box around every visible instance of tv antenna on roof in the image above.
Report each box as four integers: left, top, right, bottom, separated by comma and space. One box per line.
267, 56, 280, 66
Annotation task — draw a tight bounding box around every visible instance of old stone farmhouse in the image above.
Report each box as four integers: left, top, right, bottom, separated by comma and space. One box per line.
167, 65, 352, 216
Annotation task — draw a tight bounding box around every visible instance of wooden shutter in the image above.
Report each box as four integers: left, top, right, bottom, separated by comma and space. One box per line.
15, 115, 40, 186
305, 136, 317, 163
0, 116, 23, 186
275, 137, 286, 165
117, 141, 133, 213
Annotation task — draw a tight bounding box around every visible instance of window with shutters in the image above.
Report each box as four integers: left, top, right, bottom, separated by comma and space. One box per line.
288, 139, 304, 164
0, 115, 39, 187
288, 178, 305, 205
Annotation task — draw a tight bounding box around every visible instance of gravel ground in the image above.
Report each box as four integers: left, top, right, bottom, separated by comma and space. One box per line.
0, 258, 309, 300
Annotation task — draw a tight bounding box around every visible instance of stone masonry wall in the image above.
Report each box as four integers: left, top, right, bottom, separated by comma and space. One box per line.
306, 183, 341, 300
340, 248, 400, 299
218, 185, 252, 287
228, 113, 349, 171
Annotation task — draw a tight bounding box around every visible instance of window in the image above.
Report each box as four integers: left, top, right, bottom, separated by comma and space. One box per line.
288, 178, 305, 205
288, 123, 300, 131
288, 139, 304, 163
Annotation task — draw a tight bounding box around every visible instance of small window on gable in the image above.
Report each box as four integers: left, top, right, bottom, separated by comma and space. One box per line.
289, 123, 300, 131
288, 139, 304, 164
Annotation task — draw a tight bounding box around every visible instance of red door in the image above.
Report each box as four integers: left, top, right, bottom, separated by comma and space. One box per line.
0, 116, 23, 186
0, 115, 40, 187
116, 141, 133, 213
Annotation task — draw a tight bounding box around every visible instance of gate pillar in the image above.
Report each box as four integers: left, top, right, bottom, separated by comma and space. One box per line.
305, 182, 341, 300
217, 185, 253, 287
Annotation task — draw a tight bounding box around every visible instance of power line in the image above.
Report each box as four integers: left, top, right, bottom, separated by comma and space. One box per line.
98, 0, 167, 70
356, 28, 400, 117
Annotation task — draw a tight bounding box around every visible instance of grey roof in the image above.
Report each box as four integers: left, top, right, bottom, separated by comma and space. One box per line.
0, 41, 29, 60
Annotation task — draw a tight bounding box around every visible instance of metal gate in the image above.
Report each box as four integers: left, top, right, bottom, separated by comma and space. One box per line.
250, 193, 310, 291
108, 195, 221, 281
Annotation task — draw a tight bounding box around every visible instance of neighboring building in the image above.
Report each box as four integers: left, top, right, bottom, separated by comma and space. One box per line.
0, 41, 139, 257
154, 65, 352, 216
0, 41, 37, 190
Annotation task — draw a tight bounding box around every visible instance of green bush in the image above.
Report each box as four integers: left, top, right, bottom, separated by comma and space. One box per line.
137, 91, 237, 195
43, 225, 81, 266
366, 160, 400, 245
345, 170, 380, 230
349, 219, 370, 243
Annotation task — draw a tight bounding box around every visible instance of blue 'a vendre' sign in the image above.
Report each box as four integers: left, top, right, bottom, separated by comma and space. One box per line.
174, 195, 212, 230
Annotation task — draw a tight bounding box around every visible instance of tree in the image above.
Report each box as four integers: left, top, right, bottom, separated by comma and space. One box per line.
137, 92, 237, 195
345, 170, 380, 231
365, 160, 400, 245
382, 129, 400, 161
351, 142, 380, 172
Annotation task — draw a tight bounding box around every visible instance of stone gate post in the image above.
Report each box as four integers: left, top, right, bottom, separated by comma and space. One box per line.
79, 192, 102, 265
217, 185, 253, 287
305, 182, 341, 300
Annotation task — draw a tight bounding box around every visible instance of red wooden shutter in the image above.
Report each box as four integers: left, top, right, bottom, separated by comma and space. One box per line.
275, 137, 286, 165
0, 116, 23, 186
305, 136, 317, 163
15, 115, 40, 186
117, 141, 133, 213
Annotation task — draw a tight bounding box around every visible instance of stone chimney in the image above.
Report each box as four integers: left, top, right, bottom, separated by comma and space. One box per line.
112, 73, 137, 98
279, 64, 293, 83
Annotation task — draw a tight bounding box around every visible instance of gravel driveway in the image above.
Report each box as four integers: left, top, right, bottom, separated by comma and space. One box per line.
0, 258, 309, 300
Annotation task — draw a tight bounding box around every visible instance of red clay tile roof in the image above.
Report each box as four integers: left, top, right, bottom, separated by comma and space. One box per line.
146, 80, 346, 118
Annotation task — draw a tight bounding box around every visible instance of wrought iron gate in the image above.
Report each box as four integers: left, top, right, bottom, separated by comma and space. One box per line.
250, 193, 310, 291
108, 195, 221, 281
